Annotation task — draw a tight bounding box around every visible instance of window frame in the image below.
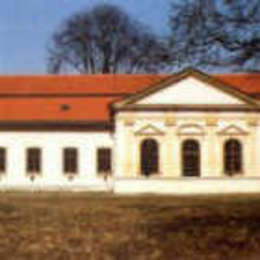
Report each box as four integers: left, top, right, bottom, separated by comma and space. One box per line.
26, 147, 41, 174
140, 138, 159, 177
182, 139, 201, 177
63, 147, 78, 174
97, 147, 112, 175
0, 148, 7, 173
224, 139, 243, 176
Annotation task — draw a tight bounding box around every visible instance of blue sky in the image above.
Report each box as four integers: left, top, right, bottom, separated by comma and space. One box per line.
0, 0, 171, 75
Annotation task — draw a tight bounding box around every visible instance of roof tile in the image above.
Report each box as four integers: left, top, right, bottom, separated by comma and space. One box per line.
0, 73, 258, 123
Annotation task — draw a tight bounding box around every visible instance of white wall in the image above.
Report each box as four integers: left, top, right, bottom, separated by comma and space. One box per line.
0, 111, 259, 194
114, 178, 260, 194
114, 111, 260, 180
0, 131, 114, 191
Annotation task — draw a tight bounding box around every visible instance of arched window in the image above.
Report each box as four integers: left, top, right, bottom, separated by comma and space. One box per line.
182, 139, 200, 177
141, 139, 159, 177
27, 148, 41, 173
224, 139, 242, 176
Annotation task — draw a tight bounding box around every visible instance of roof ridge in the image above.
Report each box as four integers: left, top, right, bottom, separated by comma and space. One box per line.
0, 74, 167, 78
214, 74, 260, 76
0, 73, 259, 78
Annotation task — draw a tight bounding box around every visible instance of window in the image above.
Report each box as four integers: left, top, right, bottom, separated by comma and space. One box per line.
27, 148, 41, 173
97, 148, 112, 174
224, 139, 242, 176
0, 148, 6, 172
141, 139, 159, 177
63, 148, 78, 174
182, 139, 200, 177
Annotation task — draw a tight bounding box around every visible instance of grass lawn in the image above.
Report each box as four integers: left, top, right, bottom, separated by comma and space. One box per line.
0, 193, 260, 259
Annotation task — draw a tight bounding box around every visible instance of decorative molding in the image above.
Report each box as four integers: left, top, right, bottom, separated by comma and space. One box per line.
115, 105, 260, 113
165, 117, 176, 126
135, 124, 165, 136
177, 124, 205, 136
217, 124, 249, 136
247, 118, 259, 127
124, 118, 135, 126
0, 121, 112, 132
205, 117, 218, 126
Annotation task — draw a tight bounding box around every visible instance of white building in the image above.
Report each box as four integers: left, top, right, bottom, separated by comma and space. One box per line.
0, 68, 260, 194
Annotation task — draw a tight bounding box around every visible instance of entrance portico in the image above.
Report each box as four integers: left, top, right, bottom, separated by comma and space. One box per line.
112, 69, 260, 193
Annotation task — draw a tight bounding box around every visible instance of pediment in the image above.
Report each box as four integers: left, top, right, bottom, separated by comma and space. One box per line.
177, 124, 205, 136
136, 77, 245, 105
135, 124, 164, 136
217, 125, 249, 136
113, 69, 258, 109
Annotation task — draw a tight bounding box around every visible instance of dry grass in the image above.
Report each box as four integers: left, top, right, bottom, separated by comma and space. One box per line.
0, 192, 260, 259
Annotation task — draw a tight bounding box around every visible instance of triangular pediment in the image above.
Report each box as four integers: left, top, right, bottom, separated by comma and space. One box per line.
135, 124, 164, 136
218, 125, 249, 136
113, 69, 258, 109
177, 124, 205, 136
136, 77, 245, 105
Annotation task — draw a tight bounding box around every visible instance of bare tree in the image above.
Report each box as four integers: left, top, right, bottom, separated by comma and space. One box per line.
48, 4, 169, 74
168, 0, 218, 69
168, 0, 260, 72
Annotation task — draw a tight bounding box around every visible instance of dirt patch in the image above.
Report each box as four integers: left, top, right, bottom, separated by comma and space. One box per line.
0, 193, 259, 259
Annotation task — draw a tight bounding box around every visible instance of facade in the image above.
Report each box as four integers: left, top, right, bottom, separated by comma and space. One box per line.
0, 68, 260, 193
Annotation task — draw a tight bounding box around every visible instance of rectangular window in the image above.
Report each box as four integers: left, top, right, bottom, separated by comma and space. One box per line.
27, 148, 41, 173
0, 148, 6, 172
63, 148, 78, 174
97, 148, 112, 174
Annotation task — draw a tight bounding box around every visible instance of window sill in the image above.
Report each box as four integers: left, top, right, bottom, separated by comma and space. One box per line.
222, 172, 245, 178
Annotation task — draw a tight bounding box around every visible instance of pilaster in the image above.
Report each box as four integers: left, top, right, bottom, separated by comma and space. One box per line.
123, 117, 135, 178
205, 117, 218, 177
164, 117, 178, 177
247, 118, 259, 176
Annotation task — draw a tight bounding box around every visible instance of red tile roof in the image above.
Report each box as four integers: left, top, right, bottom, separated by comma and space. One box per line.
0, 97, 116, 121
0, 75, 165, 95
0, 73, 259, 123
215, 74, 260, 95
0, 74, 260, 95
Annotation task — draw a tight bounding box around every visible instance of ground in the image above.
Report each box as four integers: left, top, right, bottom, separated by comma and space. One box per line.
0, 193, 260, 259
